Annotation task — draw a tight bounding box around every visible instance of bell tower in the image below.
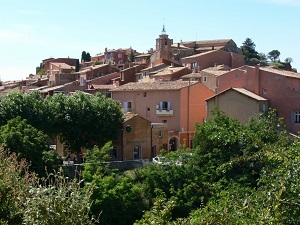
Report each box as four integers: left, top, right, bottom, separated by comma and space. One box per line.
155, 25, 173, 61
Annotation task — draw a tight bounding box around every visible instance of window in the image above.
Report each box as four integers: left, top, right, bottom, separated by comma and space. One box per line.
162, 120, 167, 124
133, 145, 141, 160
159, 129, 163, 138
262, 88, 267, 95
118, 53, 122, 58
144, 92, 147, 97
147, 107, 150, 112
203, 76, 207, 82
262, 103, 267, 113
159, 101, 171, 110
191, 62, 197, 69
291, 111, 300, 124
123, 101, 132, 112
109, 146, 118, 158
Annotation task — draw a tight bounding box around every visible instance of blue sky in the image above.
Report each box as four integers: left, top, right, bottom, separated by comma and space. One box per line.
0, 0, 299, 81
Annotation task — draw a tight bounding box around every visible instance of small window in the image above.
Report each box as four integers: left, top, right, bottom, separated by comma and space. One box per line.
133, 145, 141, 160
144, 92, 147, 97
291, 111, 300, 124
147, 107, 150, 112
162, 120, 167, 124
118, 53, 122, 58
203, 76, 207, 82
159, 129, 163, 138
262, 88, 267, 95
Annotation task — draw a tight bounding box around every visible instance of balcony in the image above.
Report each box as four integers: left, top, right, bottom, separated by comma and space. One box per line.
122, 108, 133, 113
156, 108, 173, 116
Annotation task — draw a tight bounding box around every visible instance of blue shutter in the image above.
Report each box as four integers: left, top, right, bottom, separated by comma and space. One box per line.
167, 101, 171, 110
159, 101, 163, 110
291, 111, 295, 124
123, 101, 128, 109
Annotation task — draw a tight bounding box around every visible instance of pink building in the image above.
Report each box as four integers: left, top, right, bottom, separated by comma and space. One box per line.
111, 81, 215, 150
181, 49, 244, 71
211, 65, 300, 134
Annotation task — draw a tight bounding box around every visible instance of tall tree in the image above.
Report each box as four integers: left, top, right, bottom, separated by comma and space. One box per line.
240, 38, 260, 65
81, 51, 87, 62
129, 49, 135, 62
268, 50, 280, 62
75, 59, 80, 72
86, 52, 91, 62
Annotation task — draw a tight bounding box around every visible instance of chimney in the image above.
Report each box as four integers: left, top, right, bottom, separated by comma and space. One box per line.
115, 80, 120, 87
105, 47, 107, 53
177, 43, 180, 48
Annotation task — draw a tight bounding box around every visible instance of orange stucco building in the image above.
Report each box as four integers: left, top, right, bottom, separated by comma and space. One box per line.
111, 81, 215, 150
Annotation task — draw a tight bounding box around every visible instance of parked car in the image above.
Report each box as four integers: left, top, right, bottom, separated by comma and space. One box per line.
152, 156, 171, 165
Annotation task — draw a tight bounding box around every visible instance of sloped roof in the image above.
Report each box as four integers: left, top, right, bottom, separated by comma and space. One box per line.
111, 81, 197, 91
51, 62, 74, 70
181, 73, 202, 79
181, 50, 219, 59
260, 67, 300, 78
153, 66, 186, 76
206, 87, 267, 101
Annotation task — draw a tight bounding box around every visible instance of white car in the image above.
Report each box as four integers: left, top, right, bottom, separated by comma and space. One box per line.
152, 156, 170, 165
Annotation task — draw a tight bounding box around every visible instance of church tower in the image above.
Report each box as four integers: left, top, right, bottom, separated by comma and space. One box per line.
155, 25, 173, 61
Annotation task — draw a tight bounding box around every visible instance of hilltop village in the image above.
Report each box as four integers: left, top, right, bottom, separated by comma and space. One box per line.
1, 27, 300, 161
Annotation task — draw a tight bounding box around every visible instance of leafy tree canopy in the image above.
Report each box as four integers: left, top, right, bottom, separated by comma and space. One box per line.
268, 49, 280, 62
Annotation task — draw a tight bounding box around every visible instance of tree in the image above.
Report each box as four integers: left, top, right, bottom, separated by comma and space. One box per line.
75, 59, 80, 72
86, 52, 91, 62
240, 38, 260, 65
81, 51, 87, 62
258, 52, 268, 66
0, 117, 50, 175
129, 49, 135, 62
268, 50, 280, 62
46, 92, 123, 153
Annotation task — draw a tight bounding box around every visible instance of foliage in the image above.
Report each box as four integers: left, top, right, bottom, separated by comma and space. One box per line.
37, 68, 48, 75
46, 92, 123, 153
240, 38, 260, 65
134, 197, 176, 225
83, 144, 147, 225
0, 149, 37, 225
0, 117, 50, 175
268, 49, 280, 62
0, 149, 94, 225
75, 59, 80, 72
0, 91, 124, 154
129, 49, 135, 62
94, 60, 102, 65
22, 173, 95, 225
81, 51, 91, 62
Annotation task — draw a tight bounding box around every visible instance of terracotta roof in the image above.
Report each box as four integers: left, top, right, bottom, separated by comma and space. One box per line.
51, 62, 74, 70
195, 46, 223, 51
181, 73, 202, 79
90, 84, 115, 90
135, 53, 151, 58
233, 88, 267, 101
206, 87, 267, 101
195, 39, 232, 45
153, 66, 186, 76
260, 67, 300, 78
111, 81, 197, 91
123, 113, 138, 122
181, 50, 218, 59
201, 65, 232, 76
